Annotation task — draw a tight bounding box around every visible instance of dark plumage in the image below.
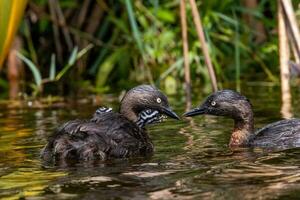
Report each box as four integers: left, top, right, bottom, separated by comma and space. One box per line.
41, 85, 179, 162
183, 90, 300, 148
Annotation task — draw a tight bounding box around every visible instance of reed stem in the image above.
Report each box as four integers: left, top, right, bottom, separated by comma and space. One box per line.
189, 0, 218, 92
180, 0, 191, 110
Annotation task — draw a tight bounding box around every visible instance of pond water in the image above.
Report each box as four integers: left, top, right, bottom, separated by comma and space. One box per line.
1, 86, 300, 199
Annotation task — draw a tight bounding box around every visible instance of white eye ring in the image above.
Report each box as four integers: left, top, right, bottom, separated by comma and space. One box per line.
211, 101, 216, 106
156, 97, 162, 103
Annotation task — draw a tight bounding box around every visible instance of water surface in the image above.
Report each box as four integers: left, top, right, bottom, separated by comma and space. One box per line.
1, 86, 300, 199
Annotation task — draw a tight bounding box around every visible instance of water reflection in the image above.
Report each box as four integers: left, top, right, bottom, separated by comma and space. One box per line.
0, 86, 300, 199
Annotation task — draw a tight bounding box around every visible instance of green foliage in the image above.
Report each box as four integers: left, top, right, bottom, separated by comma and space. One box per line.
17, 44, 92, 96
2, 0, 299, 98
55, 46, 78, 81
17, 52, 42, 88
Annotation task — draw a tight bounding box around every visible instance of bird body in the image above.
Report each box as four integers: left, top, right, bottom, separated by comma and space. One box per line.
42, 111, 153, 161
250, 119, 300, 148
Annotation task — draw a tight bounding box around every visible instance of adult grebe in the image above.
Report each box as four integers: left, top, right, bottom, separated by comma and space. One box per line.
41, 85, 179, 162
184, 90, 300, 148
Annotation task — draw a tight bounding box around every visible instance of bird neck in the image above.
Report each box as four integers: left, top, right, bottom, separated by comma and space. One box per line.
136, 109, 160, 128
120, 100, 138, 123
229, 108, 254, 147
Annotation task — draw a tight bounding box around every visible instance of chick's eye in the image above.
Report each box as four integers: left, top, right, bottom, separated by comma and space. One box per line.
156, 97, 161, 103
211, 101, 216, 106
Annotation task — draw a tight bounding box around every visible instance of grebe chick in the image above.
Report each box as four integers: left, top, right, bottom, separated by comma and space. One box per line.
41, 85, 179, 162
183, 90, 300, 148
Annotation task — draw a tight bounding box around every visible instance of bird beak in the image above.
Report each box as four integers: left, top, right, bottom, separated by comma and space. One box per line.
162, 107, 180, 120
183, 107, 206, 117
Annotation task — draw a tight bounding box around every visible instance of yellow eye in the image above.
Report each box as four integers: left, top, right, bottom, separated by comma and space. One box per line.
211, 101, 216, 106
156, 97, 162, 103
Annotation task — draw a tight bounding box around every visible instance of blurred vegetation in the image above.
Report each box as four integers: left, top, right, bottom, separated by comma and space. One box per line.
1, 0, 300, 99
0, 0, 27, 68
